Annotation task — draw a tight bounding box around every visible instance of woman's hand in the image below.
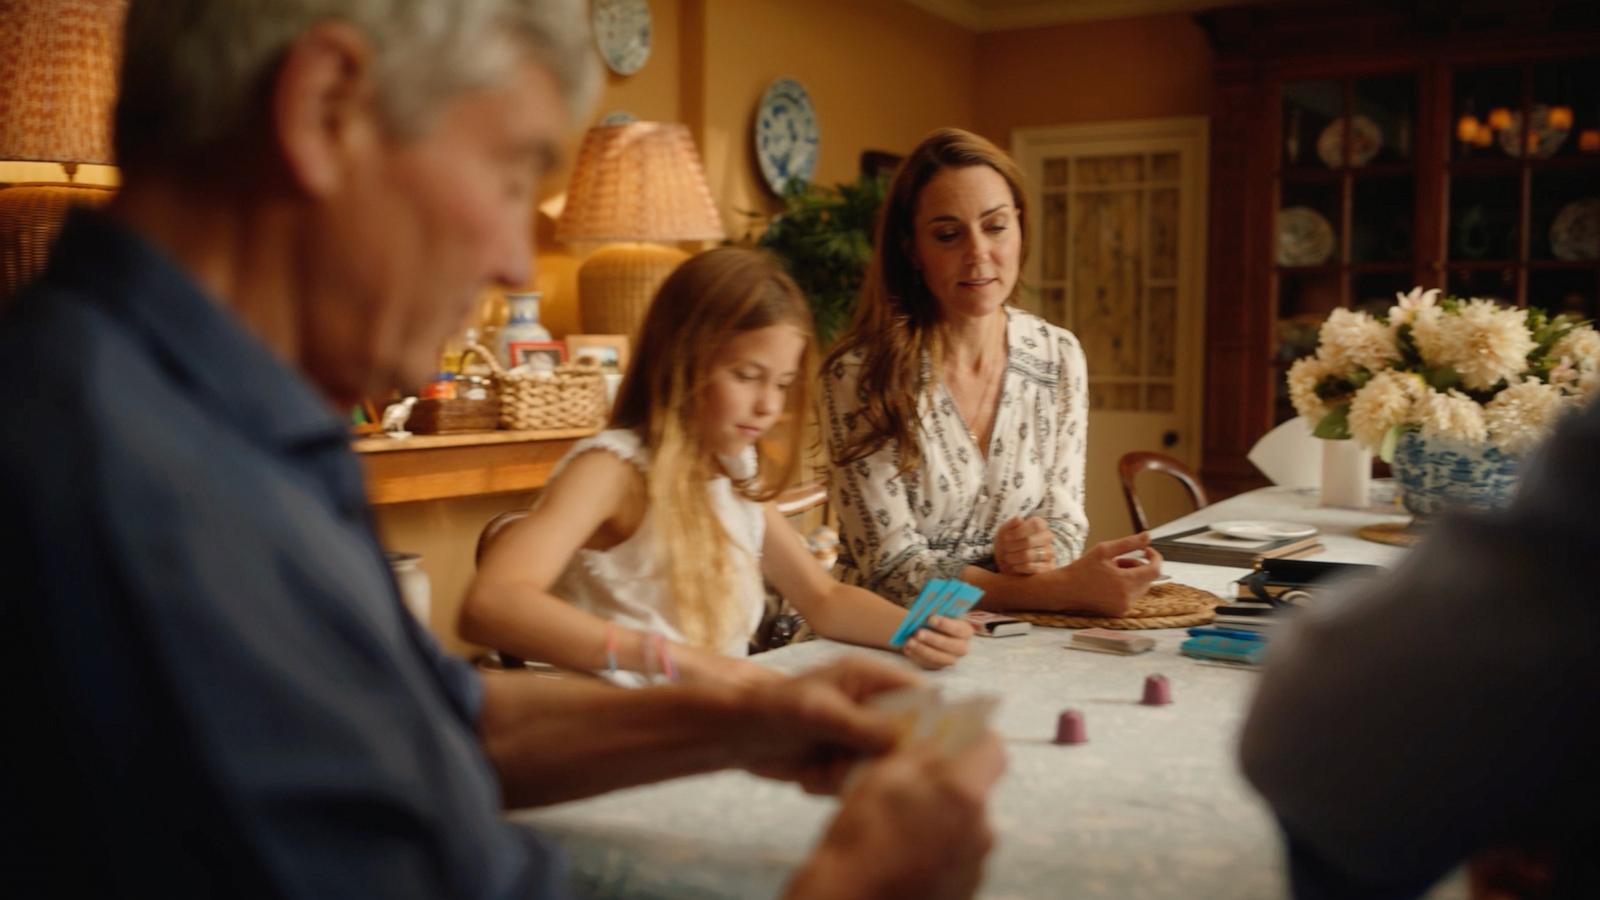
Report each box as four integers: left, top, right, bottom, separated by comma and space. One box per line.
994, 516, 1057, 575
1045, 533, 1163, 617
901, 614, 974, 670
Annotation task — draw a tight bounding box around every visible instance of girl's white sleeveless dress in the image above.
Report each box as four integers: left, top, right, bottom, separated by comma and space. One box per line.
547, 429, 766, 661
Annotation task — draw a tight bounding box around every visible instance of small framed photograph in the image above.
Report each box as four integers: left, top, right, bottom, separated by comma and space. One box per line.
565, 334, 630, 372
508, 340, 566, 372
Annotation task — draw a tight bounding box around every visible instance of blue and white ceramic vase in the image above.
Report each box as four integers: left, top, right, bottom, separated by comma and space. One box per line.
496, 291, 552, 368
1391, 430, 1521, 517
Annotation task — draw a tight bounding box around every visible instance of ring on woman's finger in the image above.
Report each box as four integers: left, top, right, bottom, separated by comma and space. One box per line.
1034, 548, 1045, 562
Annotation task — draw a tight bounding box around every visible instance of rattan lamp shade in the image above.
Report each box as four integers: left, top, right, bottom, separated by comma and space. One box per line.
0, 0, 125, 304
556, 122, 724, 336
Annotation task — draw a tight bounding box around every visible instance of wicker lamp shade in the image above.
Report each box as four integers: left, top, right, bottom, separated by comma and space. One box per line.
0, 0, 124, 166
0, 0, 126, 304
556, 122, 724, 336
557, 122, 723, 244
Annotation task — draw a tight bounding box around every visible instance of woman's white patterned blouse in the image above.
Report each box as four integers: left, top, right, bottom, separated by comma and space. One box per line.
821, 307, 1090, 604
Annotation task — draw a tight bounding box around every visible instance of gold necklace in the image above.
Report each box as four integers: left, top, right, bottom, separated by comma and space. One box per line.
961, 362, 1003, 450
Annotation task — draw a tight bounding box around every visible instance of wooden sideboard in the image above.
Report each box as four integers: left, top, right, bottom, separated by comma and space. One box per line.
354, 428, 596, 505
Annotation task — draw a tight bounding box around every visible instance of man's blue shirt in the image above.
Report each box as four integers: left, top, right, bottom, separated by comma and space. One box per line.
0, 210, 564, 898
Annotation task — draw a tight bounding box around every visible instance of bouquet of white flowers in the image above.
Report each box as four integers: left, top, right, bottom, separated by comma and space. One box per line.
1288, 288, 1600, 458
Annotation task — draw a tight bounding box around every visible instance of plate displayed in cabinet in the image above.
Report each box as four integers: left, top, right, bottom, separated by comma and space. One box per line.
1277, 206, 1336, 266
592, 0, 652, 76
1316, 115, 1382, 167
1551, 198, 1600, 262
755, 78, 819, 196
1499, 105, 1569, 159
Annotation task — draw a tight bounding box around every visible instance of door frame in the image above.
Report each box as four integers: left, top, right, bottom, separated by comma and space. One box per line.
1011, 116, 1210, 469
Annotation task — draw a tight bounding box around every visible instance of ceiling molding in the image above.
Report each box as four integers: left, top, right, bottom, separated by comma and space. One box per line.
903, 0, 1273, 32
902, 0, 987, 30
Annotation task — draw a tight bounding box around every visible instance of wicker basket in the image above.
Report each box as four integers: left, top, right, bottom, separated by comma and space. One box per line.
466, 343, 607, 431
408, 397, 500, 434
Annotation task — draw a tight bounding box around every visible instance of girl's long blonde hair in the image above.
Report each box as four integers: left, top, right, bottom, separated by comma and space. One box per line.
824, 127, 1031, 475
610, 247, 814, 649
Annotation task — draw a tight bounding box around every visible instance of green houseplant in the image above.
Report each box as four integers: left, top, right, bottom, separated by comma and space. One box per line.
750, 175, 888, 346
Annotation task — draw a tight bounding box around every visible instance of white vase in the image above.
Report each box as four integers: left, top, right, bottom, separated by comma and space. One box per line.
1319, 438, 1370, 509
385, 551, 431, 626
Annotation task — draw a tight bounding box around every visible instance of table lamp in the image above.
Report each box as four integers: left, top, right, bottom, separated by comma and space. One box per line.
0, 0, 124, 303
556, 121, 724, 337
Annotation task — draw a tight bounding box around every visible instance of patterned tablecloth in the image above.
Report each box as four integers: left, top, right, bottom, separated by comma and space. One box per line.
510, 487, 1465, 899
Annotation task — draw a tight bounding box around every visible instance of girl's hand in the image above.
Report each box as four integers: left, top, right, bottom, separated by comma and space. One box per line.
678, 646, 784, 688
901, 615, 974, 670
994, 516, 1056, 575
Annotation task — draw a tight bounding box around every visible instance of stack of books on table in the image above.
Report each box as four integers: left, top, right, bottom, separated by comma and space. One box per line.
1216, 560, 1383, 630
1150, 526, 1323, 567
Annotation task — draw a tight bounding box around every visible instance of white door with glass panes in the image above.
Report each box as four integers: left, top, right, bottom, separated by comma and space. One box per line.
1013, 118, 1208, 542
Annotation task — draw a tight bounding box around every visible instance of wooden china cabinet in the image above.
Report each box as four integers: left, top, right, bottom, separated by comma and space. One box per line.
1197, 1, 1600, 496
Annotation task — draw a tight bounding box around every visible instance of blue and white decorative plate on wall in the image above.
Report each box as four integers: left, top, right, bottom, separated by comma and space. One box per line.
755, 78, 819, 196
592, 0, 652, 76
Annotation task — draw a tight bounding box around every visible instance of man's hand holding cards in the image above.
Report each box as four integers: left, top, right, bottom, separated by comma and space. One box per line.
866, 685, 999, 759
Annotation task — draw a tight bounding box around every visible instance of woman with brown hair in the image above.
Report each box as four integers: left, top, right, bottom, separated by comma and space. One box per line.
821, 128, 1160, 615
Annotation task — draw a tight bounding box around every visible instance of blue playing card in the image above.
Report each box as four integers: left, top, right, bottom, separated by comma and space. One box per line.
890, 579, 985, 647
943, 583, 983, 619
890, 579, 947, 648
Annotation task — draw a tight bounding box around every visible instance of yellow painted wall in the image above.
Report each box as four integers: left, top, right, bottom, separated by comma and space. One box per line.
529, 0, 976, 342
692, 0, 976, 231
972, 13, 1214, 146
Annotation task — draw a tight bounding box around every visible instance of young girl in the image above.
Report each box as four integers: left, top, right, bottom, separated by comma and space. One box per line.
461, 248, 973, 686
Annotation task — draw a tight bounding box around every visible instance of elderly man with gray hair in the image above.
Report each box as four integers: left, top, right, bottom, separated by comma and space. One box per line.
0, 2, 1003, 897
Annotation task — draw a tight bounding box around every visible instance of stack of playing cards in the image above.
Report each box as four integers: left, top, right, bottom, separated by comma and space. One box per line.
1067, 628, 1156, 655
889, 578, 985, 648
965, 609, 1031, 637
852, 684, 999, 782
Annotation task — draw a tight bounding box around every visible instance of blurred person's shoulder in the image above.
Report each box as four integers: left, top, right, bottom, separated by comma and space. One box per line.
0, 257, 229, 510
0, 272, 152, 454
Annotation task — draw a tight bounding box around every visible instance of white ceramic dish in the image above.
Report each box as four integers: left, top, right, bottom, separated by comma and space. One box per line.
1276, 206, 1335, 266
592, 0, 652, 76
1317, 114, 1382, 167
1208, 520, 1318, 541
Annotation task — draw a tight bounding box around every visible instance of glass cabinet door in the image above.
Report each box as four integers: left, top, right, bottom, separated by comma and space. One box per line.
1447, 56, 1600, 318
1273, 72, 1420, 422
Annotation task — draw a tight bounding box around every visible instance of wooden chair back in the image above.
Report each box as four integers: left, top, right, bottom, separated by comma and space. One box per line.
1117, 451, 1208, 533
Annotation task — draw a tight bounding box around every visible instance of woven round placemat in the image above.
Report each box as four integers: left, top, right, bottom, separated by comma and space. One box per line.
1357, 521, 1426, 548
1009, 582, 1222, 630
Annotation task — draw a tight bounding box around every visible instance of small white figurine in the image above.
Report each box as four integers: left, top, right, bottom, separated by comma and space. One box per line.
381, 396, 417, 437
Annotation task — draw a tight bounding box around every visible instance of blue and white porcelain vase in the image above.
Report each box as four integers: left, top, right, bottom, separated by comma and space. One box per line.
1391, 431, 1521, 517
496, 291, 552, 368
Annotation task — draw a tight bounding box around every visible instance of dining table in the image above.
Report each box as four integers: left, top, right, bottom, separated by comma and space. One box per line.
509, 485, 1468, 899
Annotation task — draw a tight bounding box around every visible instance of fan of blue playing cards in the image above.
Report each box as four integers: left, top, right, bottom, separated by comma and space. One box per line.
889, 578, 985, 648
